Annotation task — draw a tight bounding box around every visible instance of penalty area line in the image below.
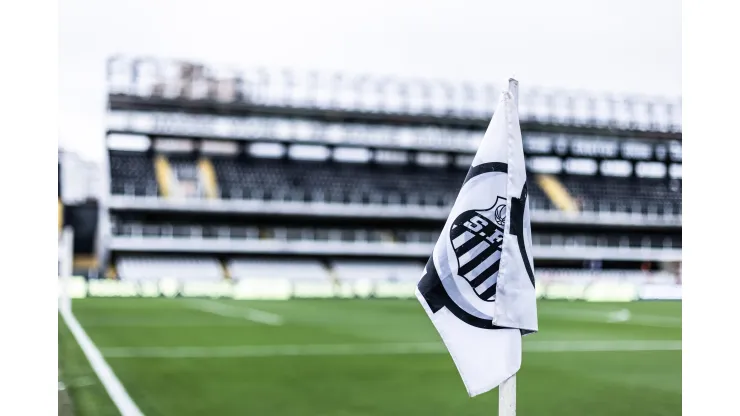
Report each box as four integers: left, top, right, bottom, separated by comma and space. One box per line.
102, 339, 682, 358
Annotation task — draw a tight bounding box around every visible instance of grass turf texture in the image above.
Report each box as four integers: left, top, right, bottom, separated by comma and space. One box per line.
59, 299, 681, 415
59, 314, 121, 415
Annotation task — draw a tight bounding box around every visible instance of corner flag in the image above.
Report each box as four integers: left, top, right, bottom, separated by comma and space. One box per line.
415, 81, 538, 398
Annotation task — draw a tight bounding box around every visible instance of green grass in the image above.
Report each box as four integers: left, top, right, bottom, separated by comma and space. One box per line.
58, 315, 120, 416
59, 299, 681, 415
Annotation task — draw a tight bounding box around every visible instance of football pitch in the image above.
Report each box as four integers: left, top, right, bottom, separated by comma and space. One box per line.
59, 298, 681, 415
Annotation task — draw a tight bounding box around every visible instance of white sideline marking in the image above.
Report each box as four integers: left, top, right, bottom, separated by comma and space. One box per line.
102, 340, 681, 358
546, 307, 681, 327
59, 306, 144, 416
186, 299, 283, 326
607, 309, 632, 323
81, 318, 256, 327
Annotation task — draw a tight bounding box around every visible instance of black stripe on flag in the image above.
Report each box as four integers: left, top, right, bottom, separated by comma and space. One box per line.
454, 235, 483, 258
450, 224, 468, 240
469, 259, 500, 287
463, 162, 508, 186
478, 283, 498, 300
458, 240, 501, 277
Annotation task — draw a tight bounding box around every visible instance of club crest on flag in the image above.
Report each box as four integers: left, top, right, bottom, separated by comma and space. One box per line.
450, 196, 507, 302
415, 85, 538, 398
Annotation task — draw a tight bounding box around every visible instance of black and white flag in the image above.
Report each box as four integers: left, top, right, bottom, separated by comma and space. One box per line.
415, 89, 538, 397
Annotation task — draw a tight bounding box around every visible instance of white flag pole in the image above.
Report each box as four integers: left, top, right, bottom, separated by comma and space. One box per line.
508, 77, 519, 108
498, 374, 516, 415
497, 77, 520, 416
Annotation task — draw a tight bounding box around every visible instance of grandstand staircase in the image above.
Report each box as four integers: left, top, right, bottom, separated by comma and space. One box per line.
154, 155, 174, 198
105, 264, 118, 280
198, 158, 220, 199
220, 259, 231, 280
536, 174, 580, 213
154, 154, 221, 199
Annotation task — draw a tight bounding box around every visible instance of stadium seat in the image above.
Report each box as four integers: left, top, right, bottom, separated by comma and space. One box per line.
560, 174, 682, 215
108, 151, 678, 217
228, 258, 330, 281
331, 260, 424, 282
209, 156, 555, 210
116, 256, 223, 281
109, 151, 159, 196
111, 215, 680, 250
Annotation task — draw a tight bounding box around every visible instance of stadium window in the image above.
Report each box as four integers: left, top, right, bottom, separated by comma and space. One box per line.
249, 142, 285, 159
636, 162, 667, 178
523, 134, 553, 154
527, 156, 562, 174
153, 138, 194, 153
669, 140, 682, 162
621, 141, 653, 160
333, 147, 371, 163
669, 163, 683, 179
106, 134, 150, 151
600, 160, 632, 177
563, 158, 598, 175
374, 149, 408, 165
200, 140, 239, 155
289, 144, 330, 161
416, 152, 448, 167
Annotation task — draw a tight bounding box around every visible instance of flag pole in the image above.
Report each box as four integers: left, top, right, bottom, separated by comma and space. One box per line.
498, 77, 519, 416
498, 374, 516, 416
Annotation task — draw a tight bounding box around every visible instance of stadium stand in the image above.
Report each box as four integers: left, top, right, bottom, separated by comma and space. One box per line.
228, 258, 329, 281
106, 150, 683, 218
331, 260, 424, 282
116, 255, 223, 281
109, 217, 680, 250
109, 150, 159, 197
98, 57, 682, 285
559, 174, 682, 215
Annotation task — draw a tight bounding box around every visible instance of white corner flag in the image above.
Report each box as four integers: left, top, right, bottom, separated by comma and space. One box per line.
415, 80, 538, 399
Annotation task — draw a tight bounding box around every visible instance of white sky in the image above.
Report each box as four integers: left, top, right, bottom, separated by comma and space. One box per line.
59, 0, 681, 162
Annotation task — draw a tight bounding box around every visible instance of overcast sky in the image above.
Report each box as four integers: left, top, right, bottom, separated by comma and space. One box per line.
59, 0, 681, 162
